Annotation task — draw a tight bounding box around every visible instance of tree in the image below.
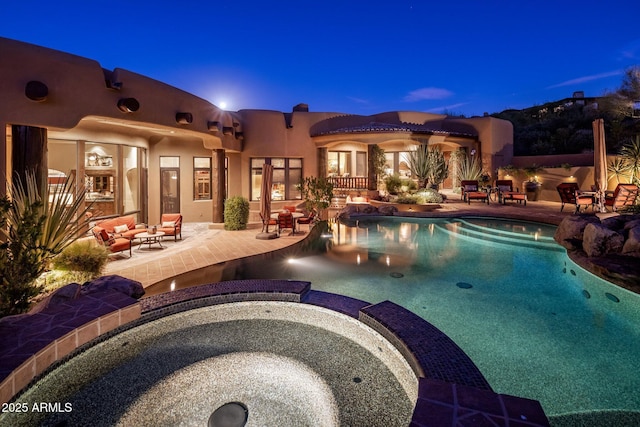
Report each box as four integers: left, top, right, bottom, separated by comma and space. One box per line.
426, 147, 449, 189
1, 172, 94, 316
370, 144, 387, 189
299, 176, 334, 219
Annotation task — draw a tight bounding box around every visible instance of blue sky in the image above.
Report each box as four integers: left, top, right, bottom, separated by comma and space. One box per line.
3, 0, 639, 117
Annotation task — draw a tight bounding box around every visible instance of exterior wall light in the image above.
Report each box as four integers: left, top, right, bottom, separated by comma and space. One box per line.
117, 98, 140, 113
207, 121, 221, 132
176, 112, 193, 124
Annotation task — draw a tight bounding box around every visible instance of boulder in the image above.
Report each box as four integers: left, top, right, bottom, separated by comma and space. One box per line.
622, 226, 640, 257
28, 283, 82, 314
80, 275, 145, 299
582, 223, 624, 258
377, 204, 398, 216
553, 215, 600, 250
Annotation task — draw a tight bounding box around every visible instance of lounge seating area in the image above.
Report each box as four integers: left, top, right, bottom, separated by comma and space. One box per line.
91, 213, 183, 256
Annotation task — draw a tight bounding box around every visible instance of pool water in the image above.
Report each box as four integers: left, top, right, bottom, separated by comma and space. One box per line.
229, 217, 640, 420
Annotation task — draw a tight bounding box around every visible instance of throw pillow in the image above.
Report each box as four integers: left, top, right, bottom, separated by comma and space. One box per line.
162, 221, 175, 228
114, 224, 129, 233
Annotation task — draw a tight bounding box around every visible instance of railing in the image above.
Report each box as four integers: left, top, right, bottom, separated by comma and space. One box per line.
327, 176, 369, 190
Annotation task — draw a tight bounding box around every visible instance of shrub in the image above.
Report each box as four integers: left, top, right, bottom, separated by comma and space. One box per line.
384, 174, 403, 195
52, 240, 109, 275
416, 189, 444, 203
395, 194, 419, 204
224, 196, 250, 230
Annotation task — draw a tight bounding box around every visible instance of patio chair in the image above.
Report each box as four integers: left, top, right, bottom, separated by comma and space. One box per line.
277, 211, 296, 235
497, 180, 527, 206
259, 212, 277, 233
158, 213, 182, 241
460, 180, 489, 204
556, 183, 593, 213
92, 226, 132, 257
297, 211, 315, 230
604, 183, 639, 212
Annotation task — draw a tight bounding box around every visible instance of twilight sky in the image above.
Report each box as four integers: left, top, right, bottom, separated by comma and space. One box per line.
3, 0, 639, 117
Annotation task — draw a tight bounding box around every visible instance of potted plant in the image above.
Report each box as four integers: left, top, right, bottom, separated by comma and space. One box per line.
522, 164, 545, 201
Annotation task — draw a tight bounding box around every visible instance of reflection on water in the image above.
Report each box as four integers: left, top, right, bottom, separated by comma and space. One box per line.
145, 217, 640, 418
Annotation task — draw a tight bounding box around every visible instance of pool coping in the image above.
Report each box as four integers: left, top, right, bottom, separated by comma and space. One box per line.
0, 278, 550, 426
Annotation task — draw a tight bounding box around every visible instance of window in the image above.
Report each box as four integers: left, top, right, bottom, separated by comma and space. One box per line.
328, 151, 351, 176
193, 157, 212, 200
250, 157, 302, 201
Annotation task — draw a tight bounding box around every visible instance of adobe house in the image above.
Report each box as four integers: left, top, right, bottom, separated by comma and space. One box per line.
0, 37, 513, 225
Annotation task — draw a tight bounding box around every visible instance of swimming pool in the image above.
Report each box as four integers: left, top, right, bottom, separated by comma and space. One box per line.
183, 217, 640, 422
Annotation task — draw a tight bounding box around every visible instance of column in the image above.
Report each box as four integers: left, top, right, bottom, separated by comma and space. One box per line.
367, 145, 377, 191
317, 147, 327, 178
212, 149, 225, 223
11, 125, 48, 199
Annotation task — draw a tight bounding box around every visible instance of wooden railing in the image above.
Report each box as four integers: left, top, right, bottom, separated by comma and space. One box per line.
327, 176, 369, 190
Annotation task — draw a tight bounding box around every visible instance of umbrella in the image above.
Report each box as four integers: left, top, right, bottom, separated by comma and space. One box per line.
592, 118, 608, 212
259, 163, 274, 233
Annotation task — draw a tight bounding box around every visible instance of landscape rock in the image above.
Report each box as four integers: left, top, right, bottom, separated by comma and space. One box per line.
582, 223, 624, 258
28, 283, 82, 314
377, 204, 399, 216
622, 226, 640, 257
80, 275, 145, 299
553, 215, 600, 250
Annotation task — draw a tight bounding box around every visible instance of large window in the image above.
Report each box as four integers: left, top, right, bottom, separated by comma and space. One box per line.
48, 139, 145, 221
251, 157, 302, 201
328, 151, 351, 176
193, 157, 211, 200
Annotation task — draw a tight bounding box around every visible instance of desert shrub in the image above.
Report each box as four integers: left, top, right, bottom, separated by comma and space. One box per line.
416, 189, 444, 203
384, 174, 403, 195
395, 194, 419, 204
52, 240, 109, 275
224, 196, 250, 230
401, 178, 418, 192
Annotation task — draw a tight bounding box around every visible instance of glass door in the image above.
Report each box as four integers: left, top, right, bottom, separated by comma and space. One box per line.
160, 168, 180, 214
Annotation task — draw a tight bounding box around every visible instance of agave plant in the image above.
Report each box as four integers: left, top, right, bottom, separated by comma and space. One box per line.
620, 136, 640, 185
456, 153, 483, 182
0, 171, 94, 316
607, 157, 630, 185
405, 143, 430, 188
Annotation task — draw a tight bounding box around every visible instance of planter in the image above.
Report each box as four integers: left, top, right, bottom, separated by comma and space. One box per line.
523, 181, 541, 201
369, 200, 441, 212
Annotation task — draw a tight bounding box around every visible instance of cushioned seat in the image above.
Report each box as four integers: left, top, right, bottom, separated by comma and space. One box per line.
461, 180, 489, 204
157, 213, 182, 241
556, 182, 592, 213
96, 215, 146, 239
92, 226, 131, 256
497, 180, 527, 206
605, 184, 639, 212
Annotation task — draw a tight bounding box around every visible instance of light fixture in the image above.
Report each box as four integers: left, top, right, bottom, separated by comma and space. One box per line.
207, 121, 221, 132
117, 98, 140, 113
25, 80, 48, 102
175, 112, 193, 124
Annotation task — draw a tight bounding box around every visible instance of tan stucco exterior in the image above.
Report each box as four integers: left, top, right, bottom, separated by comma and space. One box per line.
1, 37, 514, 224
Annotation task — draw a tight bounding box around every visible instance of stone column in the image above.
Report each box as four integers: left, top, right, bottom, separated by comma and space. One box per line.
212, 149, 225, 223
367, 145, 377, 191
12, 125, 48, 198
317, 147, 327, 178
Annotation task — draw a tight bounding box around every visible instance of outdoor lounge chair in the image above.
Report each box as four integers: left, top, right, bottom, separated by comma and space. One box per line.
92, 226, 132, 257
604, 183, 639, 212
297, 211, 315, 230
496, 180, 527, 206
157, 213, 182, 241
460, 180, 489, 204
556, 182, 593, 213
